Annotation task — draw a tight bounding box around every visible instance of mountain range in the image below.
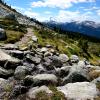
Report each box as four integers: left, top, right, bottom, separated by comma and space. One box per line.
44, 20, 100, 39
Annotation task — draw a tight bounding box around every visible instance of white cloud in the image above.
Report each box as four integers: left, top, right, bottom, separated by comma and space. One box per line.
24, 11, 39, 18
83, 6, 100, 11
44, 11, 52, 14
31, 0, 95, 9
23, 11, 51, 21
96, 10, 100, 16
22, 9, 97, 22
55, 10, 94, 22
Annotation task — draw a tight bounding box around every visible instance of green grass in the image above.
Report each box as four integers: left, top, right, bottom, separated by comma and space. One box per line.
33, 26, 100, 65
49, 86, 66, 100
0, 17, 26, 44
35, 86, 66, 100
5, 30, 24, 43
34, 29, 80, 57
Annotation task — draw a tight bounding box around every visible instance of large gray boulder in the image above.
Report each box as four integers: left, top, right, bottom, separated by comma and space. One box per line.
0, 28, 6, 40
63, 62, 89, 84
0, 66, 14, 78
0, 49, 21, 68
5, 50, 24, 59
24, 74, 58, 86
27, 86, 52, 99
57, 82, 98, 100
0, 44, 18, 50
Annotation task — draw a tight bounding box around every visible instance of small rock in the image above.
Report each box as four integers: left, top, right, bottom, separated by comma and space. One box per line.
26, 54, 41, 64
46, 45, 53, 48
32, 36, 38, 42
40, 47, 48, 53
37, 64, 46, 73
44, 51, 53, 57
43, 57, 54, 70
23, 62, 35, 72
51, 55, 63, 68
14, 66, 29, 80
70, 55, 79, 63
59, 54, 69, 63
55, 66, 71, 78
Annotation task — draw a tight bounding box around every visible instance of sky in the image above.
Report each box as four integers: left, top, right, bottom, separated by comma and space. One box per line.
4, 0, 100, 22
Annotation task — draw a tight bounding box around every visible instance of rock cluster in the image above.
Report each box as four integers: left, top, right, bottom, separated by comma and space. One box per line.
0, 43, 99, 99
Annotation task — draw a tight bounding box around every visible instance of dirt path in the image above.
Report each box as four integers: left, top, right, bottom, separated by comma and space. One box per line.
15, 28, 35, 46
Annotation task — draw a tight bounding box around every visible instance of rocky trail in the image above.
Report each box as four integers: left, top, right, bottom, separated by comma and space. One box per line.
15, 28, 37, 46
0, 27, 100, 100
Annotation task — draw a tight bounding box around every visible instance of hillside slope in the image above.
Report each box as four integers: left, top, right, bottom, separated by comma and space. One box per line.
0, 0, 36, 26
0, 0, 100, 65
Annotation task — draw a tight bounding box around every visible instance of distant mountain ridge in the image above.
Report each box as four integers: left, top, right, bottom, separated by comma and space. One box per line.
44, 21, 100, 39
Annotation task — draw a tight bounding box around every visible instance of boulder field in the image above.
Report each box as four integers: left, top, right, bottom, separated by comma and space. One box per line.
0, 43, 99, 100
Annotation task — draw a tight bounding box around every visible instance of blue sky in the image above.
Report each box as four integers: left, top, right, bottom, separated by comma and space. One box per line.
4, 0, 100, 22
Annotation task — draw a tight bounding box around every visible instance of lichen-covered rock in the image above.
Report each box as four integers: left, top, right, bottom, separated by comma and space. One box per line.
27, 86, 52, 99
0, 78, 12, 99
57, 82, 98, 100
